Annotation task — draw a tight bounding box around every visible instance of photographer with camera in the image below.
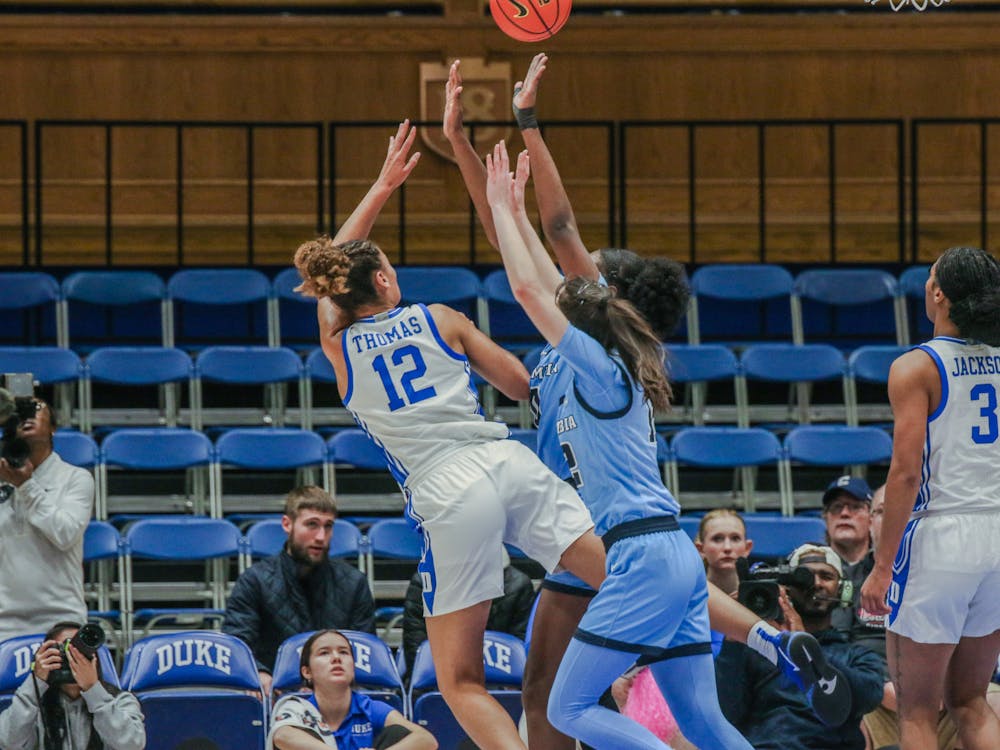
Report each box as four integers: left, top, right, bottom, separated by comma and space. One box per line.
0, 382, 95, 643
0, 621, 145, 750
717, 544, 884, 749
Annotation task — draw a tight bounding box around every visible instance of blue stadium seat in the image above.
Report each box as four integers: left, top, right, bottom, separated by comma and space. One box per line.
0, 271, 62, 346
53, 430, 99, 470
665, 344, 743, 426
167, 268, 274, 349
122, 631, 265, 750
742, 515, 828, 562
122, 517, 242, 648
193, 345, 305, 430
303, 347, 348, 429
82, 346, 194, 432
898, 265, 932, 344
480, 270, 543, 353
84, 520, 123, 616
845, 345, 906, 426
61, 270, 168, 351
325, 428, 404, 515
409, 631, 525, 748
271, 630, 405, 712
272, 266, 318, 349
366, 517, 422, 602
687, 264, 794, 345
214, 428, 326, 518
397, 266, 482, 321
669, 427, 784, 513
791, 269, 903, 347
782, 425, 893, 513
739, 343, 847, 426
0, 634, 44, 714
99, 428, 214, 519
0, 346, 82, 427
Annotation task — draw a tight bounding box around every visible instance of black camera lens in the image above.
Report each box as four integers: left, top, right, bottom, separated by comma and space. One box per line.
70, 623, 105, 659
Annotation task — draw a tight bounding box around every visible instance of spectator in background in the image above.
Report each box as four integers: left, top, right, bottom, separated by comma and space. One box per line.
223, 486, 375, 694
821, 475, 884, 660
695, 509, 754, 599
716, 544, 884, 750
269, 629, 436, 750
401, 547, 534, 680
0, 621, 145, 750
0, 396, 94, 642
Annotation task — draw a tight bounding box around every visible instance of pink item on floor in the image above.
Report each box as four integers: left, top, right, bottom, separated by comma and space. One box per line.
621, 667, 679, 743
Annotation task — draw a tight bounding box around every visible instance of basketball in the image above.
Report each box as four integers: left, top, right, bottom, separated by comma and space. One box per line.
489, 0, 572, 43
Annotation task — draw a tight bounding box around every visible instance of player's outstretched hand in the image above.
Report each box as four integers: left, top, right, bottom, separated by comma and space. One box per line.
376, 119, 421, 193
512, 150, 531, 214
485, 141, 514, 210
443, 60, 466, 143
513, 52, 548, 112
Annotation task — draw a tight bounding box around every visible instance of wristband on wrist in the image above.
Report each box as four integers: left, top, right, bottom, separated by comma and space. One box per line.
512, 86, 539, 130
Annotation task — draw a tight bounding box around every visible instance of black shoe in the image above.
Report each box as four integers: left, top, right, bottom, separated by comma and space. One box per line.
776, 631, 852, 727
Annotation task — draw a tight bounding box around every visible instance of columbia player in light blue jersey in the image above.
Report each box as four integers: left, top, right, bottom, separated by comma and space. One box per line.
862, 246, 1000, 750
445, 54, 850, 748
487, 141, 753, 750
291, 120, 606, 750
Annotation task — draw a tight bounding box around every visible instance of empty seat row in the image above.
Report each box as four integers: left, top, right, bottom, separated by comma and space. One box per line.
4, 340, 904, 434
1, 264, 934, 352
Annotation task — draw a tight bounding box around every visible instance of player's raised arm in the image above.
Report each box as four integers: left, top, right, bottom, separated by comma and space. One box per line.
332, 119, 421, 245
442, 60, 500, 251
513, 53, 599, 282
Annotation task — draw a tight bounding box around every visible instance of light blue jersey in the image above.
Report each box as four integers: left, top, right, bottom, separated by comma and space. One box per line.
529, 343, 572, 481
553, 324, 680, 536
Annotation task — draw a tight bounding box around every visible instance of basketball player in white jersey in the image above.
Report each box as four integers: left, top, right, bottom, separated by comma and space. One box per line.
861, 246, 1000, 750
293, 120, 606, 750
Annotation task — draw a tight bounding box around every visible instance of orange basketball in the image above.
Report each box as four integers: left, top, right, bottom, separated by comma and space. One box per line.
489, 0, 572, 43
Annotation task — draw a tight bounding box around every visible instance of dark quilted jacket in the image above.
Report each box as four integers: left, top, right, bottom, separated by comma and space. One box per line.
223, 551, 376, 673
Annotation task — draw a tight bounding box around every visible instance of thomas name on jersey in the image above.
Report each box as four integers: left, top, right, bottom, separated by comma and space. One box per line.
949, 355, 1000, 377
348, 315, 424, 353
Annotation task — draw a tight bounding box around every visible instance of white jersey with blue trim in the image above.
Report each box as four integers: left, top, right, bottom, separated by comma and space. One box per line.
340, 303, 508, 486
913, 336, 1000, 517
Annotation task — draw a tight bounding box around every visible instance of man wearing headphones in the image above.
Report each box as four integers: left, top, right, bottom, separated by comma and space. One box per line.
715, 544, 884, 750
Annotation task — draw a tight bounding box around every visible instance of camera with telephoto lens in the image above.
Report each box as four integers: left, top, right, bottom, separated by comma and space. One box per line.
736, 558, 815, 622
47, 623, 106, 686
0, 372, 36, 470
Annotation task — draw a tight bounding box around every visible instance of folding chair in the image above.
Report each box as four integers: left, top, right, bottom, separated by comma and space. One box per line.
791, 269, 903, 347
365, 517, 422, 606
324, 428, 405, 515
271, 629, 405, 712
121, 517, 243, 648
302, 347, 351, 429
0, 346, 82, 427
845, 345, 906, 425
82, 347, 194, 432
898, 265, 932, 345
60, 271, 168, 351
54, 430, 99, 470
213, 428, 326, 518
99, 428, 215, 519
409, 631, 525, 748
167, 268, 274, 349
742, 515, 828, 563
668, 427, 785, 513
0, 271, 63, 347
479, 270, 543, 353
738, 343, 847, 426
665, 344, 742, 426
192, 345, 305, 429
122, 631, 265, 750
396, 266, 482, 321
83, 521, 124, 628
272, 266, 318, 350
782, 425, 893, 514
687, 264, 794, 346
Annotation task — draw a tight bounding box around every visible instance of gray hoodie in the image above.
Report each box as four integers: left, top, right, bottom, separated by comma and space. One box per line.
0, 674, 145, 750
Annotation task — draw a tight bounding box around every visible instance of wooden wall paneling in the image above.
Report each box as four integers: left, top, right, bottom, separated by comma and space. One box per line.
0, 124, 26, 266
